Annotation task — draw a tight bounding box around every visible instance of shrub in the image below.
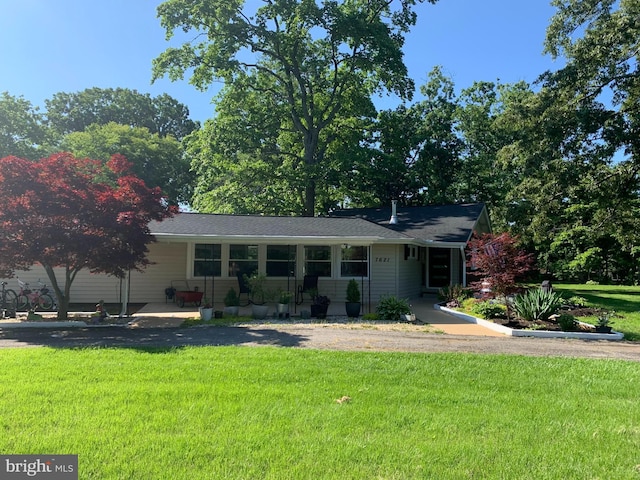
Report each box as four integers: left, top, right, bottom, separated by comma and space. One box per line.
470, 301, 506, 319
512, 289, 564, 322
346, 279, 361, 303
438, 284, 470, 307
557, 313, 577, 331
461, 297, 479, 313
224, 288, 239, 307
375, 295, 411, 321
565, 295, 588, 308
362, 313, 379, 321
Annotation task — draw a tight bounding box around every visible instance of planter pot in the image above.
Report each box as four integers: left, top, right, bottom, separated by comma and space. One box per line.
276, 303, 290, 319
251, 304, 269, 319
345, 302, 361, 318
223, 306, 239, 317
199, 307, 213, 321
595, 326, 612, 334
214, 310, 223, 319
310, 304, 328, 319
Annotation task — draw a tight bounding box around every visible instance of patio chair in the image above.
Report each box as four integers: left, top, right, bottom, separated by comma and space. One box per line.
295, 275, 318, 305
237, 273, 252, 306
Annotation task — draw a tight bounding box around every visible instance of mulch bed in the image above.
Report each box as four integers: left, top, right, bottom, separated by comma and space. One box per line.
485, 307, 604, 332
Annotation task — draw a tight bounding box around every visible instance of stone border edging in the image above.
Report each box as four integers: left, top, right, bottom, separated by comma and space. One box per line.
434, 304, 624, 340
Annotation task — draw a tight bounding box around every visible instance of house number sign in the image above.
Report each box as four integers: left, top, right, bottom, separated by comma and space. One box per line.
375, 257, 390, 263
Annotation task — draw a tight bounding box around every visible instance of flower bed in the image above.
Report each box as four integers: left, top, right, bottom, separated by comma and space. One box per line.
435, 304, 624, 340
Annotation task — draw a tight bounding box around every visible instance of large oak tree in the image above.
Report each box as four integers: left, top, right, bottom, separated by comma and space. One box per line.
153, 0, 436, 216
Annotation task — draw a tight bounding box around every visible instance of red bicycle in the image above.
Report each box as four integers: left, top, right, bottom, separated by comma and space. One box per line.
15, 278, 56, 311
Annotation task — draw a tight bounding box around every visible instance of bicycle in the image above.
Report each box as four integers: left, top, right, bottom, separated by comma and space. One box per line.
16, 278, 56, 311
0, 281, 18, 318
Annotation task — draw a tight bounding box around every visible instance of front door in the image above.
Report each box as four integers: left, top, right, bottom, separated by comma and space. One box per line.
428, 248, 451, 288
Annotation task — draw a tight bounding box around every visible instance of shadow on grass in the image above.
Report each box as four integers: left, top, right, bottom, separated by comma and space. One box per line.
0, 325, 309, 352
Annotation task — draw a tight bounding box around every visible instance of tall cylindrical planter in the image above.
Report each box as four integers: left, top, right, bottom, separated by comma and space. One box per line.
345, 302, 361, 318
199, 307, 213, 321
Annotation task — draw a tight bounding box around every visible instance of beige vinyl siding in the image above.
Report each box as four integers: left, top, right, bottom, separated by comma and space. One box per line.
398, 247, 423, 298
4, 266, 121, 304
129, 242, 189, 302
369, 244, 399, 301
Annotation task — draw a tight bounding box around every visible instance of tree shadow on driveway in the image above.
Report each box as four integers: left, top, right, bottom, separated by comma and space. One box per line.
0, 325, 309, 351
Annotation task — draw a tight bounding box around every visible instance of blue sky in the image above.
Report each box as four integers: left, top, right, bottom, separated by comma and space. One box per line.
0, 0, 562, 124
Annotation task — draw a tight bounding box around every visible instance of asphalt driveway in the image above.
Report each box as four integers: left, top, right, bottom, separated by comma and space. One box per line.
0, 324, 639, 362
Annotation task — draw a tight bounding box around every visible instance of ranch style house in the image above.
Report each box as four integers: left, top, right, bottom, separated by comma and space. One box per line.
4, 203, 491, 307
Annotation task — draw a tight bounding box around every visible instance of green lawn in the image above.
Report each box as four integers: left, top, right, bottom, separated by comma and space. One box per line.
1, 347, 640, 479
554, 284, 640, 341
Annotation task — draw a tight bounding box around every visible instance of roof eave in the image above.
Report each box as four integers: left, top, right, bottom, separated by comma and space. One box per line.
152, 233, 411, 245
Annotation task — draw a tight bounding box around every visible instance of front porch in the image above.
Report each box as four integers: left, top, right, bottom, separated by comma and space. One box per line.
130, 296, 503, 336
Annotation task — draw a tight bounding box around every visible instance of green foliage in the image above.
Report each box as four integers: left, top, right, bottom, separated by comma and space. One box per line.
62, 122, 193, 205
153, 0, 434, 215
244, 272, 269, 305
566, 296, 588, 308
375, 295, 411, 321
470, 301, 505, 319
44, 87, 198, 140
0, 92, 47, 159
557, 313, 577, 332
461, 297, 479, 313
512, 289, 564, 322
362, 313, 379, 321
223, 288, 239, 307
438, 284, 469, 306
346, 279, 361, 303
278, 290, 293, 305
596, 311, 614, 328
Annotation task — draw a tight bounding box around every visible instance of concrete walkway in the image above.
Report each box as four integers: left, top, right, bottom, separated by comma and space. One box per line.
131, 295, 504, 336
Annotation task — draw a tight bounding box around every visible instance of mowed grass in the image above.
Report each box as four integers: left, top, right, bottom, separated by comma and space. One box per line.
1, 347, 640, 479
554, 284, 640, 341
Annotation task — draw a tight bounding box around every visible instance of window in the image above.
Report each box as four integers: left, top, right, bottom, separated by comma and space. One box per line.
229, 244, 259, 277
194, 244, 221, 277
341, 245, 368, 277
304, 246, 331, 277
267, 245, 296, 277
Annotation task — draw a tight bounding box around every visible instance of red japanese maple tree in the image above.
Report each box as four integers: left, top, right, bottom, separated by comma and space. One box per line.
467, 232, 536, 315
0, 152, 176, 319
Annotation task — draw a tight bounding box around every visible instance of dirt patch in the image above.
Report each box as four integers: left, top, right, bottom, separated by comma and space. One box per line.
236, 318, 440, 334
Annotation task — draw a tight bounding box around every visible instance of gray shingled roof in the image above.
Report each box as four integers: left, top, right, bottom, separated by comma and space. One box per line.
150, 213, 411, 241
150, 204, 488, 244
330, 203, 488, 243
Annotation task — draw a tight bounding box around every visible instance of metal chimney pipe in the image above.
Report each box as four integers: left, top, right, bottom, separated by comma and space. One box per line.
389, 199, 398, 225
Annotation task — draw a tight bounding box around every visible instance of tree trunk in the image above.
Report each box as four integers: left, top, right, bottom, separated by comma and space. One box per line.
43, 264, 74, 320
304, 180, 316, 217
302, 128, 320, 217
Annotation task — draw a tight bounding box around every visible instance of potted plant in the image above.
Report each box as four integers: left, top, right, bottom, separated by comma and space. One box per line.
311, 293, 330, 319
345, 279, 361, 317
276, 290, 292, 318
595, 311, 614, 333
223, 287, 240, 317
199, 298, 213, 321
245, 272, 270, 319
